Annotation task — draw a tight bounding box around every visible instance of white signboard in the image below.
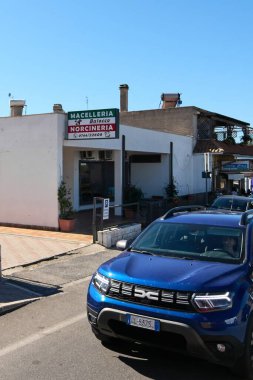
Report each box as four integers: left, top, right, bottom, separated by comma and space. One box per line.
68, 108, 119, 140
103, 198, 110, 220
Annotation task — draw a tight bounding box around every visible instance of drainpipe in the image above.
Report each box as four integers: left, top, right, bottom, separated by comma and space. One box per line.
122, 135, 126, 205
169, 142, 173, 186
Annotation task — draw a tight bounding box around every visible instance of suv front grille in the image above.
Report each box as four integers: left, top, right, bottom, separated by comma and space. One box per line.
107, 280, 194, 312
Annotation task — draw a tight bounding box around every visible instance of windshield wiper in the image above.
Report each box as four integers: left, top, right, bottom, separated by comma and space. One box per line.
179, 256, 195, 260
129, 248, 154, 256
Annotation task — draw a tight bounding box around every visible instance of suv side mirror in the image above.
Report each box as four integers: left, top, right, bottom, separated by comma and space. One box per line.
116, 239, 136, 250
116, 240, 129, 250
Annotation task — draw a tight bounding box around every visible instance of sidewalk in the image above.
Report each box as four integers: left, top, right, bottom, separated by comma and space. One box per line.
0, 226, 93, 270
0, 226, 93, 315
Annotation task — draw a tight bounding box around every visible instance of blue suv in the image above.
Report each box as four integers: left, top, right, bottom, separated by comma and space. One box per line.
87, 206, 253, 379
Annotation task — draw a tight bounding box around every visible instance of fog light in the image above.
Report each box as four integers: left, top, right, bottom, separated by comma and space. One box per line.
88, 313, 97, 325
217, 343, 226, 353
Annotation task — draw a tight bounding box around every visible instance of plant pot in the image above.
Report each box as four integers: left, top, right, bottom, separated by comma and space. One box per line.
59, 218, 76, 232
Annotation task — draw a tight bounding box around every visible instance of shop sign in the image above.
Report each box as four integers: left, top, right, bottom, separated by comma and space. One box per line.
67, 108, 119, 140
222, 161, 249, 171
228, 174, 244, 180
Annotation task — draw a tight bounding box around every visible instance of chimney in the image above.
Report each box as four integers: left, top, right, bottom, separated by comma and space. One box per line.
53, 104, 64, 113
119, 84, 129, 112
161, 93, 181, 109
10, 100, 26, 117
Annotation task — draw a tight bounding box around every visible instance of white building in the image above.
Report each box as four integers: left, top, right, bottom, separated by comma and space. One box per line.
0, 87, 249, 230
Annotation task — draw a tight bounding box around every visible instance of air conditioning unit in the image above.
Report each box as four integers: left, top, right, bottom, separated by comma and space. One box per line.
80, 151, 94, 159
99, 150, 113, 160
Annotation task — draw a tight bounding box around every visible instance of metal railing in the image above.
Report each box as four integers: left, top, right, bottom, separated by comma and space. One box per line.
92, 197, 140, 243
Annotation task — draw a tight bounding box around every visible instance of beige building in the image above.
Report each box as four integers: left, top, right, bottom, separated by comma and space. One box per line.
119, 85, 253, 195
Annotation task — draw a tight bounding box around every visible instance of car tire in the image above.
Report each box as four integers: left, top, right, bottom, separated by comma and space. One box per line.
232, 317, 253, 379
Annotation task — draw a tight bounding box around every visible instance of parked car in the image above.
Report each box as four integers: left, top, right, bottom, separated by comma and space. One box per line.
87, 205, 253, 379
210, 194, 253, 212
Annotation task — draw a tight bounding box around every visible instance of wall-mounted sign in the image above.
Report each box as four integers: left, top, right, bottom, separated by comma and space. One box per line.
222, 161, 249, 171
202, 171, 212, 178
68, 108, 119, 140
103, 198, 110, 220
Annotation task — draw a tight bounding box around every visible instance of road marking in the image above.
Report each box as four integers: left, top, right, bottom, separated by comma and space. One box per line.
0, 313, 86, 358
63, 275, 92, 289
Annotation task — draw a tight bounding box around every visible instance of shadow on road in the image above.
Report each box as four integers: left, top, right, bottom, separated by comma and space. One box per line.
102, 340, 240, 380
4, 276, 61, 297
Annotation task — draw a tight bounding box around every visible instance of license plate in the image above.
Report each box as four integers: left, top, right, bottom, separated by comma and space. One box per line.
127, 314, 160, 331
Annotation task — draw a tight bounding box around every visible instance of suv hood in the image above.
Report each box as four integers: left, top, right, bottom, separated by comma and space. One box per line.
100, 251, 245, 292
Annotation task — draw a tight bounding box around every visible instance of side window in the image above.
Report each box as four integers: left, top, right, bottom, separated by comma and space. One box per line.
215, 199, 232, 209
232, 200, 246, 211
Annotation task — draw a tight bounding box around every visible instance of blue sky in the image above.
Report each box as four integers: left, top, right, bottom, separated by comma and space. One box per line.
0, 0, 252, 126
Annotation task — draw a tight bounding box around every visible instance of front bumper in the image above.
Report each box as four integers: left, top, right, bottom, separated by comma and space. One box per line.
87, 305, 244, 365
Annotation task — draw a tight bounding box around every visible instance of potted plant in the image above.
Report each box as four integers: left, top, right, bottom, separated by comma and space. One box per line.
58, 180, 76, 232
165, 179, 179, 204
224, 136, 236, 145
124, 184, 143, 218
240, 134, 252, 145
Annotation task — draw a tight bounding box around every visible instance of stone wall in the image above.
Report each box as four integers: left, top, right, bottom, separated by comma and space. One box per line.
120, 107, 195, 137
97, 223, 142, 248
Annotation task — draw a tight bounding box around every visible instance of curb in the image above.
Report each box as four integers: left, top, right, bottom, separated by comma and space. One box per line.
0, 297, 41, 315
0, 278, 42, 316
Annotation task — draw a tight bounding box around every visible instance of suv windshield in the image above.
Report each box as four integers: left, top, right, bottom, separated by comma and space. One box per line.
131, 222, 243, 263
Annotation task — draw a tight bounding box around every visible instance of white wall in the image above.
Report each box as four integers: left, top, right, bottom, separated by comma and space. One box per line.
128, 129, 199, 197
63, 148, 77, 209
192, 154, 212, 193
0, 113, 65, 228
0, 112, 208, 229
65, 124, 206, 204
131, 155, 169, 198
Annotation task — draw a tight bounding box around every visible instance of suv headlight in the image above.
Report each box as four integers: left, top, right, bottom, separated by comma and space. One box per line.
93, 272, 110, 294
192, 292, 232, 312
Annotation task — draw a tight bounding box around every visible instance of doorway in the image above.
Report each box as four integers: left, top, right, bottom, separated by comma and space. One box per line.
79, 161, 114, 205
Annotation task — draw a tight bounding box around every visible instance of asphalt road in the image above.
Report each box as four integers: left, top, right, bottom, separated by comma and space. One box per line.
0, 248, 241, 380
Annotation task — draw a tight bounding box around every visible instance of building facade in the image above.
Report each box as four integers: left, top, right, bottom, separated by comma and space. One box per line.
0, 87, 250, 230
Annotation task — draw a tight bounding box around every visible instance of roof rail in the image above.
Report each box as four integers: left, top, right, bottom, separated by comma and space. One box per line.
162, 205, 206, 219
240, 210, 253, 226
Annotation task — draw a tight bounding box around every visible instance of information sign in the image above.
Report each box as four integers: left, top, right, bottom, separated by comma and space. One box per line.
103, 198, 110, 220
